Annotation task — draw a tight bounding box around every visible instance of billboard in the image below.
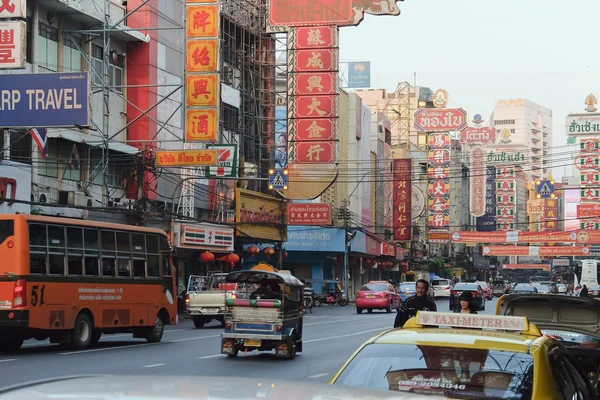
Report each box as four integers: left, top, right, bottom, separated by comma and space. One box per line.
184, 4, 220, 142
393, 159, 411, 241
347, 61, 370, 88
476, 166, 496, 232
0, 72, 90, 127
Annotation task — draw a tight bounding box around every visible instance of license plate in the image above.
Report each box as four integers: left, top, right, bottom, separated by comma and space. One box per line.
367, 295, 375, 298
245, 339, 261, 347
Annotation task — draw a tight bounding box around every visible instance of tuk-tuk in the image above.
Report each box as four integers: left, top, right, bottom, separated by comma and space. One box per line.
220, 268, 304, 360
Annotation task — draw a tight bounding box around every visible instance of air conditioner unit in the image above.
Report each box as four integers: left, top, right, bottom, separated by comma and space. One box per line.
38, 188, 58, 204
74, 192, 94, 207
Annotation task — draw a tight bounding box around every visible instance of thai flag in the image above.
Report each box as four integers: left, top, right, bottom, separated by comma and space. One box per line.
69, 144, 80, 170
29, 128, 48, 159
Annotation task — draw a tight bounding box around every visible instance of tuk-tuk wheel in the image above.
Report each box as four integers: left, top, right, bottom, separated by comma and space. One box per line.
193, 317, 205, 329
286, 338, 296, 360
313, 298, 322, 307
226, 348, 239, 357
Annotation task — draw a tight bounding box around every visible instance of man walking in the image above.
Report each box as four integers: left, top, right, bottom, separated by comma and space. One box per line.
394, 279, 437, 328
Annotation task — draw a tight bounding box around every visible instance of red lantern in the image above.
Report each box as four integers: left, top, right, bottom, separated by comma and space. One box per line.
199, 251, 215, 263
225, 253, 240, 264
264, 247, 275, 257
247, 245, 260, 257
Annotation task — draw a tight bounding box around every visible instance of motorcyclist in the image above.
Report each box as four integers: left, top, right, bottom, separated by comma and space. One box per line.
394, 279, 437, 328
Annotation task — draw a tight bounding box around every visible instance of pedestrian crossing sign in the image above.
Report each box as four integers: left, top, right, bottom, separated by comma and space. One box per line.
535, 179, 555, 199
269, 169, 288, 190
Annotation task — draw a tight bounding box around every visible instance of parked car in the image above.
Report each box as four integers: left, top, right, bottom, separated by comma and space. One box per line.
431, 278, 453, 298
355, 281, 401, 314
588, 285, 600, 299
475, 281, 493, 300
396, 282, 435, 302
532, 284, 551, 294
556, 284, 568, 294
449, 282, 485, 311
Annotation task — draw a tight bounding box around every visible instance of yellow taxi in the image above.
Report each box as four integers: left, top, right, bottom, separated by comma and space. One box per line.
329, 296, 600, 399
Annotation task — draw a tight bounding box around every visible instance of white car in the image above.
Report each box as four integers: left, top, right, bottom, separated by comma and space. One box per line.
431, 278, 452, 298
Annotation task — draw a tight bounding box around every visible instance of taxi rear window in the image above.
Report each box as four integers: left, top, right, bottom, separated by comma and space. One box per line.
334, 343, 534, 399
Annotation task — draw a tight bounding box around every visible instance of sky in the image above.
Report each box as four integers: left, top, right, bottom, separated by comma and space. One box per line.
339, 0, 597, 180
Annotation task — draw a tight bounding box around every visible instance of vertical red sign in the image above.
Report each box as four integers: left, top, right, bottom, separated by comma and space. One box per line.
393, 159, 412, 241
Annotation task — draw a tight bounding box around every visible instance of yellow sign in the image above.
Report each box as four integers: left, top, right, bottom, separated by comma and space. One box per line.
185, 108, 218, 141
186, 5, 219, 38
186, 39, 218, 72
186, 74, 218, 107
155, 150, 217, 167
235, 188, 287, 241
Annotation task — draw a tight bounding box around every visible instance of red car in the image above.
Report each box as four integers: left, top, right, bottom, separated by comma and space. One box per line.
355, 281, 401, 314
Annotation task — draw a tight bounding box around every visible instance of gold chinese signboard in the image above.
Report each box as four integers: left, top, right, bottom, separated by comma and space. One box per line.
155, 150, 217, 167
184, 2, 220, 142
235, 188, 287, 241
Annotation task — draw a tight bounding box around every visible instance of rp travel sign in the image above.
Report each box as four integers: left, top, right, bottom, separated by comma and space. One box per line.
0, 72, 90, 128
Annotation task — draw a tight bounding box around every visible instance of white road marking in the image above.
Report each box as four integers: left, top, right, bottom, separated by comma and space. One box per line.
199, 354, 225, 359
304, 327, 386, 343
61, 342, 160, 355
308, 373, 329, 379
142, 363, 166, 368
170, 334, 221, 343
0, 359, 17, 363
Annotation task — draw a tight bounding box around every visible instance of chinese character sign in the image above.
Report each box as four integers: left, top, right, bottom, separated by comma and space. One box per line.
495, 165, 515, 232
0, 20, 25, 69
184, 3, 220, 142
470, 146, 486, 217
539, 198, 558, 231
393, 159, 411, 241
0, 0, 26, 18
427, 132, 451, 235
476, 166, 496, 232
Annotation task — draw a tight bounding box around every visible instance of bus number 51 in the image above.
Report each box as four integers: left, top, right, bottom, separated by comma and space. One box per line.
31, 285, 46, 307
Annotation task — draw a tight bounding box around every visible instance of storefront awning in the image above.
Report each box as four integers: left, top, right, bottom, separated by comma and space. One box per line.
47, 129, 140, 155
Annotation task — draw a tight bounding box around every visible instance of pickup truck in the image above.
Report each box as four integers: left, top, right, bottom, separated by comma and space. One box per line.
186, 274, 238, 328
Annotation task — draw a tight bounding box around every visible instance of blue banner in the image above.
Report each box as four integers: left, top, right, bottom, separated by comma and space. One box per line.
347, 62, 371, 88
477, 166, 496, 231
274, 106, 287, 169
244, 226, 345, 253
0, 72, 90, 128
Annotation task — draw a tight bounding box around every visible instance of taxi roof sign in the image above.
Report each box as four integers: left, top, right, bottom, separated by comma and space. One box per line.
416, 311, 528, 331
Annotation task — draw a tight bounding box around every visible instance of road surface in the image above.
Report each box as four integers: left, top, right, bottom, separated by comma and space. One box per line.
0, 297, 498, 388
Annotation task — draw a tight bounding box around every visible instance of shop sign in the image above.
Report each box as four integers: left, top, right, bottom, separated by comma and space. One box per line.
578, 203, 600, 219
459, 127, 496, 145
392, 159, 411, 241
288, 26, 338, 49
0, 0, 26, 18
284, 226, 344, 252
178, 223, 234, 252
0, 161, 30, 214
287, 203, 331, 225
381, 242, 395, 257
205, 144, 238, 178
291, 49, 337, 72
487, 151, 526, 164
235, 188, 286, 241
291, 95, 337, 119
414, 108, 468, 132
502, 264, 551, 271
581, 138, 599, 153
552, 259, 570, 267
0, 20, 26, 69
155, 150, 217, 167
483, 245, 590, 257
527, 199, 544, 215
366, 235, 381, 256
470, 146, 486, 217
566, 113, 600, 136
427, 133, 451, 149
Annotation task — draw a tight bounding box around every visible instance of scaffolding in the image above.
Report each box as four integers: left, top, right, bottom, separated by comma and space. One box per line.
61, 0, 184, 221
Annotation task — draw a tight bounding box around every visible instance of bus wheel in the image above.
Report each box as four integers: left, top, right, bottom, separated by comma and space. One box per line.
0, 339, 23, 352
71, 313, 93, 349
146, 315, 165, 343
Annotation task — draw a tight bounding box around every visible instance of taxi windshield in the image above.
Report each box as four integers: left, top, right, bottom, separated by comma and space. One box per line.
335, 343, 534, 399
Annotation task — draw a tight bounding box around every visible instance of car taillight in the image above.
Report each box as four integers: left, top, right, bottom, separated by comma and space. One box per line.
13, 279, 26, 307
356, 292, 364, 298
451, 291, 458, 296
231, 293, 237, 299
472, 291, 479, 296
378, 293, 387, 298
444, 286, 451, 290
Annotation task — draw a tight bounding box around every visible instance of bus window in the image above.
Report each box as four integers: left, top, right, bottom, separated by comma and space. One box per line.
67, 227, 83, 276
132, 233, 145, 252
162, 254, 171, 277
133, 258, 146, 278
101, 230, 116, 277
29, 223, 47, 274
132, 233, 146, 278
147, 235, 159, 254
84, 229, 100, 276
47, 225, 65, 275
116, 232, 131, 278
0, 220, 14, 246
148, 255, 160, 278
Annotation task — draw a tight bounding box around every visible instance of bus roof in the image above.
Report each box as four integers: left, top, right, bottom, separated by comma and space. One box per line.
1, 214, 168, 236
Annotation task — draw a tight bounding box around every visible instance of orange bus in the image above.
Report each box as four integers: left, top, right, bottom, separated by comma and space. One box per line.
0, 214, 177, 351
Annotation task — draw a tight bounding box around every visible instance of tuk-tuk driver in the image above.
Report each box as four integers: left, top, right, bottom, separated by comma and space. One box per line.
250, 282, 281, 300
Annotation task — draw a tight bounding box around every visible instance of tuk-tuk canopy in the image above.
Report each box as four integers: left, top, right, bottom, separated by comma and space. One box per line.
225, 270, 305, 287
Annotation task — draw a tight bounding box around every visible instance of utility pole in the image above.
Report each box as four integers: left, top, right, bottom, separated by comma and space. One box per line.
278, 197, 285, 270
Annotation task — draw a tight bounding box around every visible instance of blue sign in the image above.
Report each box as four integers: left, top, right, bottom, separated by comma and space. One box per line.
269, 169, 288, 190
536, 179, 555, 199
347, 62, 371, 88
274, 106, 288, 169
0, 72, 90, 128
285, 227, 345, 252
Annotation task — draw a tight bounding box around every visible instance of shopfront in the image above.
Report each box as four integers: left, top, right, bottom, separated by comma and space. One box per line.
171, 222, 235, 293
348, 231, 383, 296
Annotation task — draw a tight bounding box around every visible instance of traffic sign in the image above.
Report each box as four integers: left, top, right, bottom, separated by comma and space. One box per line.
535, 179, 555, 199
269, 169, 288, 190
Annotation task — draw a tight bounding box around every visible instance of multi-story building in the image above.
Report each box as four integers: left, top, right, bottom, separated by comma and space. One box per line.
490, 98, 553, 182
